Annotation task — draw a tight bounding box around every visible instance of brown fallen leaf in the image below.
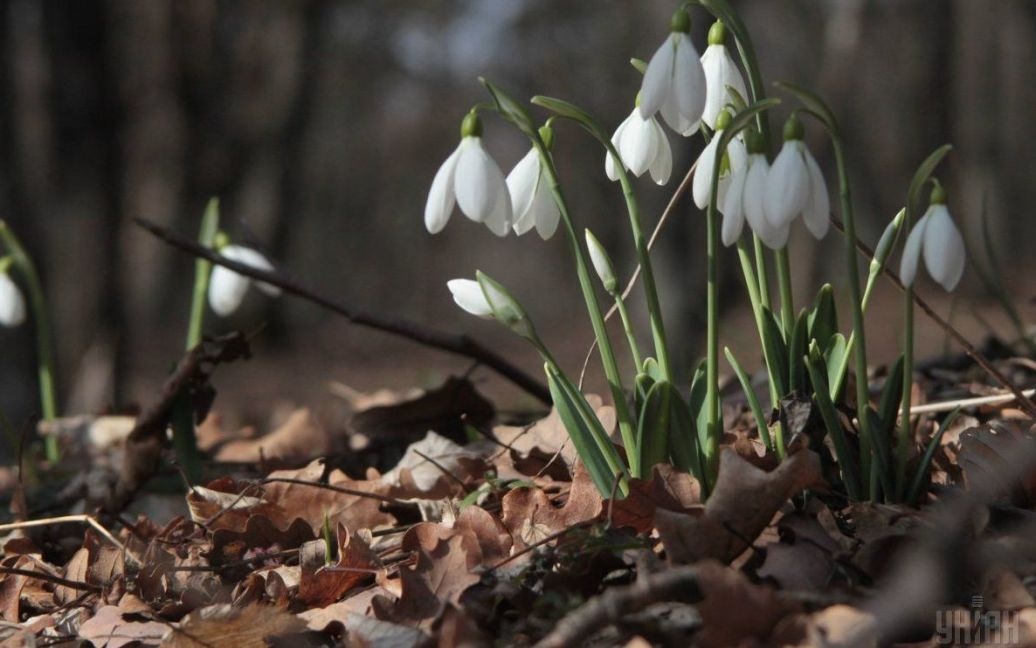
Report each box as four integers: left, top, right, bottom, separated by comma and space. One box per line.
958, 422, 1036, 506
656, 447, 824, 564
160, 603, 304, 648
263, 459, 396, 533
78, 605, 167, 648
606, 464, 703, 534
499, 464, 603, 548
298, 524, 382, 607
214, 408, 331, 465
693, 560, 799, 648
382, 432, 487, 499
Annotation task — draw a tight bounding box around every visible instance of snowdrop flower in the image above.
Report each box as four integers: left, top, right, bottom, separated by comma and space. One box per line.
425, 112, 513, 237
639, 9, 707, 137
508, 126, 560, 239
448, 273, 535, 340
700, 21, 748, 130
692, 109, 747, 211
447, 278, 493, 318
764, 113, 830, 240
585, 229, 618, 293
0, 267, 26, 327
606, 101, 672, 185
899, 183, 965, 291
720, 129, 788, 248
209, 242, 281, 317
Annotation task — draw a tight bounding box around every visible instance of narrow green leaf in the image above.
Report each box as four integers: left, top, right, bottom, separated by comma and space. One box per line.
636, 380, 674, 476
688, 359, 710, 457
877, 355, 906, 437
668, 392, 704, 482
905, 407, 961, 503
531, 95, 605, 142
788, 308, 809, 393
634, 372, 655, 417
906, 145, 953, 222
808, 284, 838, 354
479, 78, 537, 139
724, 347, 772, 450
760, 306, 789, 398
773, 81, 839, 132
545, 364, 622, 496
806, 342, 861, 501
825, 333, 848, 400
864, 406, 895, 500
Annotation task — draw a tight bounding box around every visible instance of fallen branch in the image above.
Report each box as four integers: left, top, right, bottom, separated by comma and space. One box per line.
105, 332, 251, 514
0, 566, 101, 593
134, 217, 551, 405
534, 565, 702, 648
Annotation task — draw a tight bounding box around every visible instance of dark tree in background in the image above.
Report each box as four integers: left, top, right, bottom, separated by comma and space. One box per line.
0, 0, 1033, 434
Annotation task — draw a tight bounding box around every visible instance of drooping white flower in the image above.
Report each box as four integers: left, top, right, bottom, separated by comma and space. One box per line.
692, 109, 746, 211
764, 114, 830, 241
425, 113, 512, 237
639, 9, 707, 137
700, 21, 748, 130
720, 130, 789, 249
0, 271, 26, 327
447, 278, 493, 318
605, 107, 672, 185
508, 147, 560, 240
899, 185, 965, 291
585, 229, 618, 293
209, 244, 281, 317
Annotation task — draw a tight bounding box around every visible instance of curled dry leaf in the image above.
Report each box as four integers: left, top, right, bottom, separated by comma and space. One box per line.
160, 603, 305, 648
656, 447, 824, 564
381, 431, 486, 498
499, 464, 603, 548
298, 524, 382, 607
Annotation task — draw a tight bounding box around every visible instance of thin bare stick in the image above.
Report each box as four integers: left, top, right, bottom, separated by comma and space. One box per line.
0, 566, 101, 593
905, 388, 1036, 416
831, 216, 1036, 418
579, 160, 697, 387
135, 217, 550, 405
0, 514, 126, 554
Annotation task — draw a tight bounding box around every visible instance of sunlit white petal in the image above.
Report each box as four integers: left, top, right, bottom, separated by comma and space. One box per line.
701, 44, 747, 129
531, 182, 560, 240
639, 34, 678, 119
605, 113, 634, 181
802, 149, 830, 239
670, 33, 706, 128
922, 205, 966, 291
508, 149, 542, 236
693, 135, 722, 209
648, 118, 673, 185
424, 145, 461, 234
455, 138, 511, 227
447, 279, 493, 318
765, 141, 809, 228
618, 112, 660, 177
899, 213, 929, 288
720, 166, 746, 246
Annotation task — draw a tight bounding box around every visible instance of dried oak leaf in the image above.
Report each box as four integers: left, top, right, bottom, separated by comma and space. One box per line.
298, 524, 382, 607
499, 464, 603, 548
350, 376, 494, 445
372, 526, 482, 627
78, 605, 167, 648
263, 459, 396, 533
607, 464, 703, 534
186, 477, 278, 532
958, 422, 1036, 506
160, 603, 304, 648
693, 560, 799, 648
209, 515, 314, 569
213, 408, 331, 465
656, 447, 824, 564
382, 431, 487, 499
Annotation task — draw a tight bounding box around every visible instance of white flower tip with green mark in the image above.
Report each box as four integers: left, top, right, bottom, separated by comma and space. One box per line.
447, 278, 494, 318
606, 108, 672, 185
209, 244, 279, 317
639, 29, 706, 137
425, 133, 513, 237
700, 43, 747, 130
899, 204, 965, 292
0, 272, 26, 327
507, 148, 560, 240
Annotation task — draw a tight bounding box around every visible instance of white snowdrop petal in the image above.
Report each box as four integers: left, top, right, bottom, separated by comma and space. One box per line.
693, 136, 721, 209
671, 33, 706, 127
483, 181, 513, 237
923, 205, 966, 291
899, 213, 930, 288
507, 148, 541, 234
720, 173, 746, 247
455, 138, 508, 224
620, 113, 658, 177
802, 149, 830, 239
208, 265, 251, 316
447, 279, 494, 318
532, 179, 561, 240
424, 145, 461, 234
0, 274, 26, 327
605, 113, 633, 181
220, 245, 281, 296
765, 141, 809, 228
648, 119, 673, 185
639, 35, 677, 119
701, 45, 746, 129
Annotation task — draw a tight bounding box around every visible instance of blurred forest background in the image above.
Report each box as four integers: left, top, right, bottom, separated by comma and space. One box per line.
0, 0, 1034, 436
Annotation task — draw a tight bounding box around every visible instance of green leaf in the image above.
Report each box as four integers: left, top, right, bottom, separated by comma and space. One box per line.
788, 308, 810, 393
905, 407, 961, 504
906, 144, 953, 223
808, 284, 838, 354
877, 355, 906, 438
773, 81, 839, 133
636, 380, 674, 477
531, 95, 606, 142
668, 391, 704, 482
642, 356, 664, 382
864, 406, 895, 500
717, 98, 781, 152
634, 372, 655, 417
825, 333, 848, 400
724, 347, 772, 451
688, 359, 710, 456
760, 306, 789, 398
629, 57, 647, 75
806, 341, 861, 501
545, 364, 623, 496
479, 78, 537, 139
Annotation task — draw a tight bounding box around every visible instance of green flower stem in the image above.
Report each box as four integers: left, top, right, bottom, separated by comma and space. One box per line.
603, 140, 672, 381
0, 221, 59, 462
831, 135, 876, 500
536, 146, 639, 473
703, 155, 725, 483
774, 248, 795, 337
898, 268, 916, 501
612, 293, 643, 370
752, 235, 772, 310
185, 198, 220, 350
